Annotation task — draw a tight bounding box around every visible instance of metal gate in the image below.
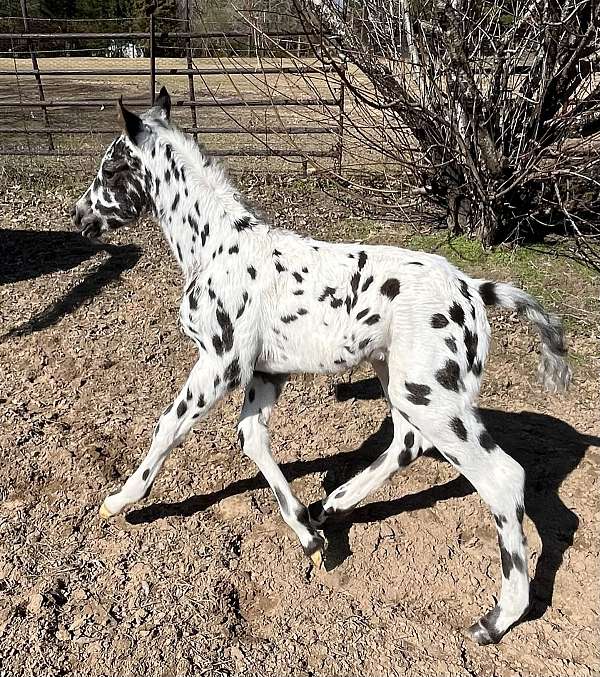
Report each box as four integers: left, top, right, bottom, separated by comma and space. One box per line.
0, 6, 344, 171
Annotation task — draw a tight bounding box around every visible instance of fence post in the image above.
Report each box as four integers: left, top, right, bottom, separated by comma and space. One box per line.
149, 11, 156, 103
20, 0, 54, 151
335, 0, 348, 175
185, 0, 198, 142
336, 65, 345, 175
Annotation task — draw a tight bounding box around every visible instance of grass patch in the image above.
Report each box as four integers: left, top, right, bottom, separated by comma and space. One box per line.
407, 232, 599, 332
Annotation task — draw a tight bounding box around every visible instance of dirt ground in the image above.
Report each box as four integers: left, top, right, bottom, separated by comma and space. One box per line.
0, 165, 599, 677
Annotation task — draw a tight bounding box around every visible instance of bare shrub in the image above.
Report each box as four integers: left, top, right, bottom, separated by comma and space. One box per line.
260, 0, 600, 264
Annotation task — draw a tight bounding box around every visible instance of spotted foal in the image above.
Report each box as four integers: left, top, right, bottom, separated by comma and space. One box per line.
72, 87, 571, 645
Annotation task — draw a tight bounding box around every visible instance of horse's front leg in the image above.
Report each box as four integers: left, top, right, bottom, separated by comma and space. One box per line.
237, 372, 326, 566
99, 357, 233, 517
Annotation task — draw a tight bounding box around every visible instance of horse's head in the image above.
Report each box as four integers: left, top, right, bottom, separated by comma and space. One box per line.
72, 87, 171, 238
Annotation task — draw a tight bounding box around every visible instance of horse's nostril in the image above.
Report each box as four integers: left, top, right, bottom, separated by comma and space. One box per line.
81, 215, 103, 239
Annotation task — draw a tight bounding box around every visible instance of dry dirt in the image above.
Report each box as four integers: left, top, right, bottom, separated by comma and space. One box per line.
0, 167, 599, 677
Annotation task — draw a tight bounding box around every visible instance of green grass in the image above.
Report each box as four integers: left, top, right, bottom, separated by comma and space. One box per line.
407, 232, 599, 334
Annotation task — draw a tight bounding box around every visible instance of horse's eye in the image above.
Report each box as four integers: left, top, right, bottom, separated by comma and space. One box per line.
103, 159, 127, 179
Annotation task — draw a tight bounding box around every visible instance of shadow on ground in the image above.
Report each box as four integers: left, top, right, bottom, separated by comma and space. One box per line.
127, 376, 599, 626
0, 228, 142, 340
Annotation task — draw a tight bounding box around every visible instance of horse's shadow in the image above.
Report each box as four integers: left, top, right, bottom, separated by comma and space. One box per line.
127, 377, 598, 622
0, 228, 142, 339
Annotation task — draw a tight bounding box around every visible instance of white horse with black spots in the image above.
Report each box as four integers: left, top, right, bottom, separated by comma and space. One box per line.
71, 87, 571, 645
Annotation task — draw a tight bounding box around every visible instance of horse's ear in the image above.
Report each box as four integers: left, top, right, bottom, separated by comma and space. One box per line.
154, 86, 171, 121
117, 97, 147, 144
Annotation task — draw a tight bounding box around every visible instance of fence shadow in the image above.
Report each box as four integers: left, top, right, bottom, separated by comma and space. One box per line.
127, 376, 598, 624
0, 228, 142, 339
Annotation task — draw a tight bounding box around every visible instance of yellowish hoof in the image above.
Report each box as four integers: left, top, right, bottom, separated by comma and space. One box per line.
310, 549, 323, 569
99, 502, 114, 519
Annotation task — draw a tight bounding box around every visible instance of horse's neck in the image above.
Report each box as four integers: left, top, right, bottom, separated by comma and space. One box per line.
148, 139, 250, 279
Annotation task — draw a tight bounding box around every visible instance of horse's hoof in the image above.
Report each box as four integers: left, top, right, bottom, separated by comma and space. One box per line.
99, 501, 115, 519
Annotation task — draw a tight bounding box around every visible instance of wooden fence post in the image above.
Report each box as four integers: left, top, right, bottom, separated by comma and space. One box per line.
149, 11, 156, 103
185, 0, 198, 142
20, 0, 53, 150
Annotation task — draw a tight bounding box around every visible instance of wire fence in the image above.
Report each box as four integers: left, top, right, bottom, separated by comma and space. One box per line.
0, 9, 345, 173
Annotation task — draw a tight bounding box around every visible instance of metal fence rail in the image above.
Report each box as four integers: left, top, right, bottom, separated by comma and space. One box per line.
0, 7, 345, 171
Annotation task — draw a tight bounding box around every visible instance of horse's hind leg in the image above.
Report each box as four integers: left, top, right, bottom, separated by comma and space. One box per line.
311, 359, 427, 525
386, 348, 529, 643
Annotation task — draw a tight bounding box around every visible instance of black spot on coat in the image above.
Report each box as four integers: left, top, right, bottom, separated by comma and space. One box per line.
435, 360, 461, 391
233, 216, 252, 231
274, 487, 288, 514
499, 534, 514, 578
189, 214, 200, 234
380, 278, 400, 299
493, 513, 507, 528
361, 276, 373, 292
176, 400, 188, 418
431, 314, 449, 328
479, 430, 496, 451
405, 382, 431, 406
464, 327, 479, 370
450, 417, 468, 441
516, 503, 525, 524
224, 357, 241, 389
459, 279, 471, 300
319, 286, 336, 302
445, 336, 458, 353
480, 281, 499, 306
216, 308, 234, 352
398, 448, 412, 466
212, 334, 223, 355
364, 314, 380, 325
449, 302, 465, 326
